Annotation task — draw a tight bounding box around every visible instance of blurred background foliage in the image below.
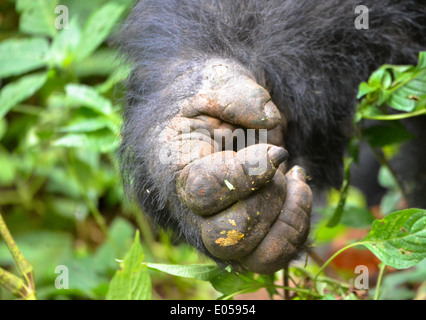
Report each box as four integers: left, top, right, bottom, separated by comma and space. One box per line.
0, 0, 424, 301
0, 0, 216, 300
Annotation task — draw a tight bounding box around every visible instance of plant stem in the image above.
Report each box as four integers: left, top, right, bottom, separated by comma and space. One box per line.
374, 264, 387, 300
0, 267, 35, 300
0, 213, 36, 299
63, 152, 109, 238
314, 242, 363, 285
369, 146, 408, 202
219, 284, 322, 300
283, 267, 290, 300
272, 285, 322, 299
362, 108, 426, 121
327, 158, 353, 228
0, 214, 35, 290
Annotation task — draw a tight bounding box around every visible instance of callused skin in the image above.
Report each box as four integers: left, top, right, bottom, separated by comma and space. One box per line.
162, 59, 313, 274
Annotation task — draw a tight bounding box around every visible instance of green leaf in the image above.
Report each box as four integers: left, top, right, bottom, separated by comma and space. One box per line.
106, 231, 151, 300
74, 3, 126, 61
340, 206, 375, 229
361, 209, 426, 269
387, 71, 426, 112
16, 0, 59, 37
357, 82, 378, 99
73, 49, 119, 78
65, 84, 112, 115
59, 117, 115, 133
147, 263, 222, 281
326, 158, 352, 228
209, 270, 250, 295
53, 130, 118, 153
368, 68, 387, 87
417, 52, 426, 70
0, 72, 48, 118
381, 70, 393, 90
47, 18, 82, 67
0, 38, 49, 78
224, 180, 235, 191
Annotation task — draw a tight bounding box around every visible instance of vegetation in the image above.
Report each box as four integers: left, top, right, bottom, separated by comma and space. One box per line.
0, 0, 425, 300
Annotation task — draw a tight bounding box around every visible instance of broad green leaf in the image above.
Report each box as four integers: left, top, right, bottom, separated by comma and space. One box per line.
357, 52, 426, 119
0, 38, 49, 78
16, 0, 59, 37
381, 70, 393, 89
209, 270, 250, 295
0, 72, 48, 118
75, 3, 126, 61
378, 166, 398, 189
387, 71, 426, 112
65, 84, 112, 115
61, 0, 114, 25
147, 263, 222, 281
340, 206, 375, 229
361, 209, 426, 269
380, 192, 402, 215
368, 68, 387, 87
106, 231, 151, 300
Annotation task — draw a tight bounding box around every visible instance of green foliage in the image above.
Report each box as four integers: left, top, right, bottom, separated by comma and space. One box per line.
310, 52, 426, 300
357, 51, 426, 120
0, 72, 48, 118
16, 0, 59, 38
362, 209, 426, 270
0, 0, 424, 301
0, 38, 49, 78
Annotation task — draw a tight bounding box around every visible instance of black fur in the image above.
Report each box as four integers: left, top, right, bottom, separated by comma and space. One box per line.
117, 0, 426, 265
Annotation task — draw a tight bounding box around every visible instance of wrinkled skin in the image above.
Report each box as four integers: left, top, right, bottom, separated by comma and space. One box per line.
161, 60, 313, 274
